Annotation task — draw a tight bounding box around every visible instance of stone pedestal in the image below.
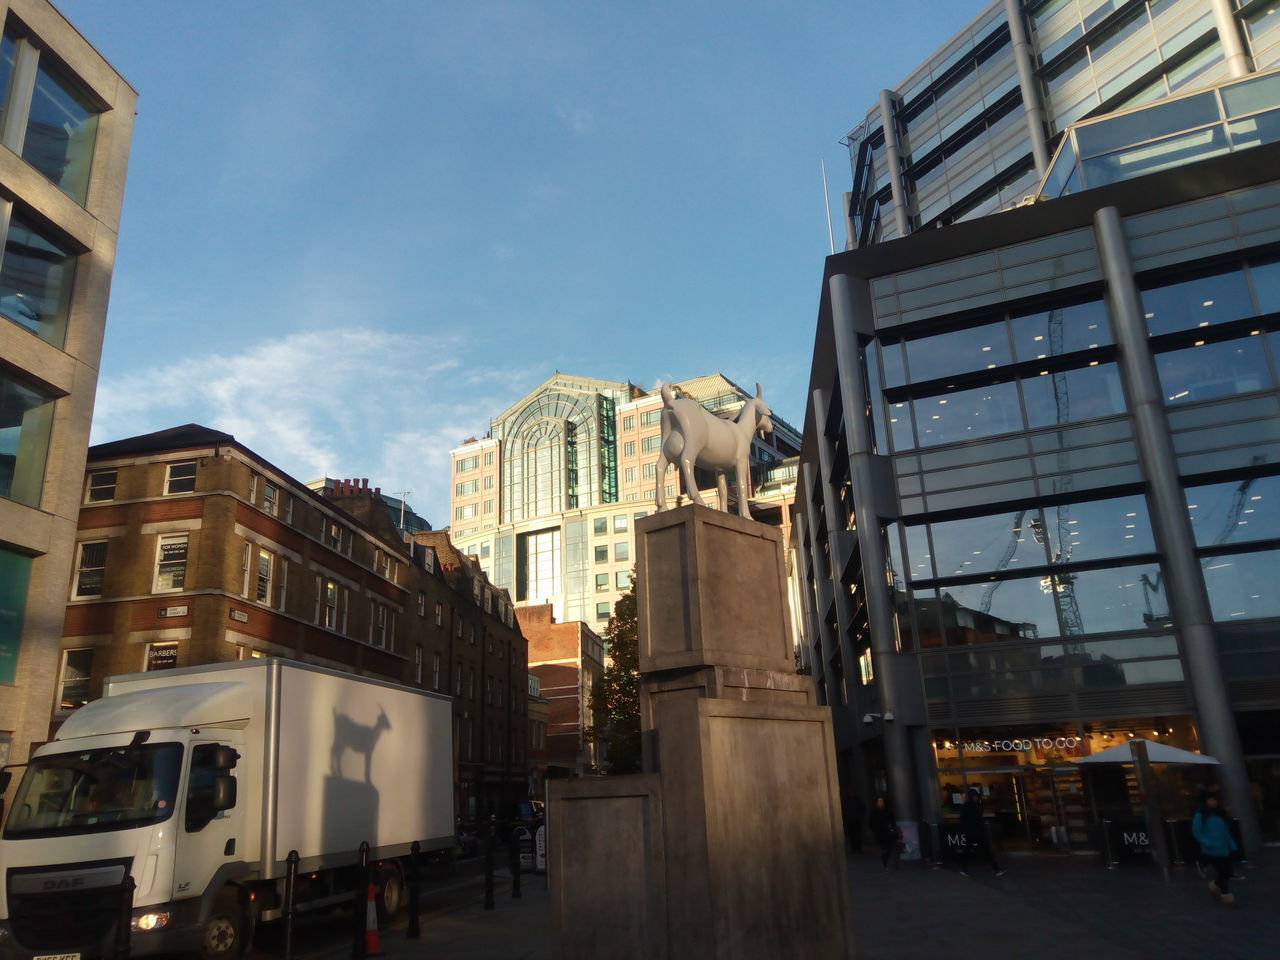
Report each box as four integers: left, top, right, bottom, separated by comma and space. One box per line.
550, 504, 854, 960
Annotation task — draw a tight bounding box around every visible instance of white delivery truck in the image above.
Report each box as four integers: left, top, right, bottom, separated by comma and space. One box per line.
0, 658, 454, 960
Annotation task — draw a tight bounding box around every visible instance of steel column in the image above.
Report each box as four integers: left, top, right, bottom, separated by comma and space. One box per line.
878, 90, 913, 238
1004, 0, 1051, 177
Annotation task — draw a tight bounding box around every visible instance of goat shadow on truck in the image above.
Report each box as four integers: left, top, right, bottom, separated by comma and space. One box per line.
324, 707, 391, 848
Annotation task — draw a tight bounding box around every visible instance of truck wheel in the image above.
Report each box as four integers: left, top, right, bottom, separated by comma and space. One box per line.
374, 864, 405, 923
200, 890, 246, 960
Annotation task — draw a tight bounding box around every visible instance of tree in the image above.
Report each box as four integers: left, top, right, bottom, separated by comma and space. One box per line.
593, 573, 641, 774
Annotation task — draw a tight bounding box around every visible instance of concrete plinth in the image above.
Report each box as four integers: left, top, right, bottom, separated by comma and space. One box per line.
550, 504, 855, 960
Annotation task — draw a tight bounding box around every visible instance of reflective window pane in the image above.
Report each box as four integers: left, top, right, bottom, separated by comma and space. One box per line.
904, 523, 933, 581
0, 213, 78, 347
1157, 337, 1272, 404
914, 380, 1023, 447
1010, 299, 1112, 360
1042, 494, 1155, 564
924, 510, 1046, 579
880, 340, 906, 388
23, 58, 99, 205
1022, 362, 1126, 428
1203, 550, 1280, 621
1065, 563, 1167, 634
905, 321, 1011, 383
1075, 91, 1219, 157
1140, 268, 1255, 336
1187, 475, 1280, 547
1083, 123, 1230, 188
888, 400, 916, 451
1251, 258, 1280, 315
939, 576, 1060, 643
0, 33, 15, 134
0, 369, 55, 507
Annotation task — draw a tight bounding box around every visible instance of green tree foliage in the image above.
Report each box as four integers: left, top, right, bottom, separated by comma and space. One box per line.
594, 573, 641, 774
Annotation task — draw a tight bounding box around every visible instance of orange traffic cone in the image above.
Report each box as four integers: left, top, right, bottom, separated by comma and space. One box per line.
364, 882, 386, 957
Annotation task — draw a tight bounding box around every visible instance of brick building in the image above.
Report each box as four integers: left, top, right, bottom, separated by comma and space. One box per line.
517, 604, 605, 778
59, 424, 528, 819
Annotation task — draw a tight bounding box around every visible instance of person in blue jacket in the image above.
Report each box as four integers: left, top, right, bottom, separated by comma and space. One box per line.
1192, 793, 1238, 906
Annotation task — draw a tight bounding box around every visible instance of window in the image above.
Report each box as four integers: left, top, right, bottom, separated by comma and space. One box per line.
319, 577, 339, 629
165, 461, 197, 495
596, 573, 609, 591
456, 455, 480, 473
432, 653, 441, 691
484, 475, 494, 490
456, 617, 462, 638
456, 503, 477, 520
418, 591, 426, 616
154, 534, 188, 592
415, 646, 424, 684
375, 549, 390, 578
263, 482, 280, 516
595, 544, 609, 563
57, 648, 93, 712
486, 676, 492, 705
324, 520, 345, 551
469, 624, 476, 645
484, 451, 494, 466
483, 499, 494, 514
596, 602, 610, 620
0, 368, 55, 507
454, 663, 463, 697
613, 515, 628, 533
616, 570, 630, 589
435, 601, 443, 626
84, 470, 116, 503
370, 604, 390, 649
642, 435, 662, 452
624, 467, 637, 483
22, 56, 100, 204
480, 542, 490, 558
248, 474, 258, 503
0, 212, 78, 346
624, 441, 636, 457
614, 541, 630, 562
456, 479, 480, 496
593, 517, 608, 535
468, 667, 475, 700
642, 409, 662, 426
73, 540, 107, 598
642, 462, 657, 478
254, 548, 274, 604
623, 415, 635, 431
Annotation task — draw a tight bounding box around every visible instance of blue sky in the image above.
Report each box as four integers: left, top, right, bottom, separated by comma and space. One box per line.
60, 0, 971, 524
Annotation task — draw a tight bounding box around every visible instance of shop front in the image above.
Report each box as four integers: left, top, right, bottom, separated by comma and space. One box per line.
931, 716, 1204, 856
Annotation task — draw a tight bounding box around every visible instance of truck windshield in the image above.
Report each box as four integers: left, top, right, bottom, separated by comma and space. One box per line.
3, 742, 182, 838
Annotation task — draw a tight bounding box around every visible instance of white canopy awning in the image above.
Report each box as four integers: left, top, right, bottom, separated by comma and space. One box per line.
1074, 738, 1220, 765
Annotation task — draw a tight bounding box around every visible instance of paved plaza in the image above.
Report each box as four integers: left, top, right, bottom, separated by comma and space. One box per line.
300, 848, 1278, 960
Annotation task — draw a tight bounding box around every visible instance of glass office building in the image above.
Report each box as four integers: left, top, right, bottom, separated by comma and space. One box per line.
844, 0, 1273, 247
801, 1, 1280, 859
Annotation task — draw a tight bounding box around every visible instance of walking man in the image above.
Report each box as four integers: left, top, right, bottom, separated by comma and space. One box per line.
959, 788, 1005, 878
1192, 793, 1239, 906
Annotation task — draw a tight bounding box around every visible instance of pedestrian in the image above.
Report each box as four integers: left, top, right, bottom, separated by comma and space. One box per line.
959, 788, 1005, 878
868, 795, 900, 871
1192, 793, 1238, 906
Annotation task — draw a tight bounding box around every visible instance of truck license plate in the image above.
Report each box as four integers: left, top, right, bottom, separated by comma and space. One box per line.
34, 954, 80, 960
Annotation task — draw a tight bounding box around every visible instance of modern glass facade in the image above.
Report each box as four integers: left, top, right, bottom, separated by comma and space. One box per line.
843, 0, 1266, 247
804, 5, 1280, 856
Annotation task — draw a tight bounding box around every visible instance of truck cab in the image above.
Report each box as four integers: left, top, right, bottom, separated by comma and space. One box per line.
0, 683, 248, 959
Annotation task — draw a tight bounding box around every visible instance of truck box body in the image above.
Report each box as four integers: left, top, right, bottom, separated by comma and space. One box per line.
0, 659, 454, 958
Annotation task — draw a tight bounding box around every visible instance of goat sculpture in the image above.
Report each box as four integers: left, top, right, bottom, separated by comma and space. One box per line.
654, 382, 774, 518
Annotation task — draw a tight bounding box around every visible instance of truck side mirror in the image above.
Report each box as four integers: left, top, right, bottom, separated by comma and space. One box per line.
212, 775, 237, 812
212, 746, 239, 771
0, 770, 10, 793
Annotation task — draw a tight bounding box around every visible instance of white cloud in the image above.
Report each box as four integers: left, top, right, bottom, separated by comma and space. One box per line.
91, 327, 538, 526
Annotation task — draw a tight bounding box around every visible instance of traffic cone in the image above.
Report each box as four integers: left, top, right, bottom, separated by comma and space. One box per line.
364, 882, 386, 957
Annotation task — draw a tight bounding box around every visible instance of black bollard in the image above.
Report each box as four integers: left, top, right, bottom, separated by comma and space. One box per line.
510, 830, 522, 899
283, 849, 299, 960
483, 818, 495, 911
114, 874, 135, 960
351, 840, 370, 960
407, 841, 421, 940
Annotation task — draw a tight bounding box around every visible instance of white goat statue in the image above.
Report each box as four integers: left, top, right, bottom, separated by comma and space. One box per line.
654, 382, 774, 518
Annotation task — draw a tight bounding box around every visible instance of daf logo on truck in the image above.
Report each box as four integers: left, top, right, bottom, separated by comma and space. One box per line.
0, 659, 455, 960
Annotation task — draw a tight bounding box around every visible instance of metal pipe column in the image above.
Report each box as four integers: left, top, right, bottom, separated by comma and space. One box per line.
1094, 206, 1261, 856
829, 272, 918, 822
800, 461, 841, 707
1212, 0, 1254, 79
1003, 0, 1051, 177
878, 90, 913, 239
